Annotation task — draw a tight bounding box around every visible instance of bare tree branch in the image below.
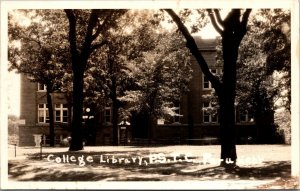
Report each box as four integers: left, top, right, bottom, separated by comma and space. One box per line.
241, 9, 252, 29
91, 14, 110, 42
164, 9, 222, 93
213, 9, 224, 27
64, 9, 79, 67
237, 9, 252, 42
90, 40, 108, 53
91, 19, 102, 41
81, 9, 100, 60
207, 9, 223, 35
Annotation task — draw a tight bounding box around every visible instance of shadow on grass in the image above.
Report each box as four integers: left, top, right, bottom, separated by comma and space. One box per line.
189, 161, 291, 180
8, 160, 161, 181
8, 149, 292, 181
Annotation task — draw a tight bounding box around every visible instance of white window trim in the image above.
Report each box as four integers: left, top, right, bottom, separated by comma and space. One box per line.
38, 104, 49, 123
171, 103, 181, 124
202, 102, 218, 124
55, 104, 68, 123
37, 83, 47, 92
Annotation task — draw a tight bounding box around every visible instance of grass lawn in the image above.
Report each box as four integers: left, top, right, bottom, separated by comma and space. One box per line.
6, 144, 299, 189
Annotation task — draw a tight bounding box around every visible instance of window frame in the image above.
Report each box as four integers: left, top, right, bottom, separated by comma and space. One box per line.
38, 103, 49, 123
238, 110, 253, 123
54, 104, 68, 123
37, 83, 47, 92
171, 102, 181, 124
202, 101, 218, 124
104, 106, 112, 124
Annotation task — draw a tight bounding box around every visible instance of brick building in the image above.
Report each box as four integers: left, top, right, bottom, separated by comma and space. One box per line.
149, 37, 256, 145
19, 75, 71, 146
18, 37, 256, 146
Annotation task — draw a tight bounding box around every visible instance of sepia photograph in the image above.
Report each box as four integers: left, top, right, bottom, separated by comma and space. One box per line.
1, 0, 299, 190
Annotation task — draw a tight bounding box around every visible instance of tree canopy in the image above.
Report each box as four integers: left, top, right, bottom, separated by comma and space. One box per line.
64, 9, 128, 150
8, 10, 69, 91
235, 9, 291, 143
8, 9, 70, 146
84, 10, 192, 142
235, 9, 290, 114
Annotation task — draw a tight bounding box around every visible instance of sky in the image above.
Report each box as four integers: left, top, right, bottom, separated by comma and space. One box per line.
7, 71, 20, 117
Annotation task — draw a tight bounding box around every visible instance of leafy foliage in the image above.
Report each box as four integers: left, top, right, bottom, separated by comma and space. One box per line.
85, 10, 192, 121
64, 9, 128, 149
214, 9, 290, 143
8, 9, 71, 146
119, 32, 192, 119
166, 9, 252, 163
8, 9, 70, 91
274, 109, 291, 144
235, 9, 291, 116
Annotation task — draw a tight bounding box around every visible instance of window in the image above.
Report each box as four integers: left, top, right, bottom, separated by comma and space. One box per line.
171, 102, 181, 123
38, 83, 46, 91
104, 107, 112, 123
38, 104, 49, 123
202, 102, 218, 123
55, 104, 68, 123
203, 75, 210, 89
239, 110, 253, 123
203, 69, 218, 90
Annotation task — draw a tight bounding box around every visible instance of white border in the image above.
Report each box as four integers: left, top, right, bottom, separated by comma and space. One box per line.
0, 0, 9, 188
0, 0, 296, 9
1, 0, 299, 189
291, 0, 300, 179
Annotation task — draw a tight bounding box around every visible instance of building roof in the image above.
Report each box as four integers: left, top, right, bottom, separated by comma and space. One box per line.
193, 36, 216, 50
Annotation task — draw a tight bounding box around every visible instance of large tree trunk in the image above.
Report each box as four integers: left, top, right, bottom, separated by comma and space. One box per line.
164, 9, 251, 168
219, 36, 239, 165
69, 69, 84, 151
65, 10, 126, 150
131, 111, 150, 139
46, 88, 55, 147
65, 10, 98, 151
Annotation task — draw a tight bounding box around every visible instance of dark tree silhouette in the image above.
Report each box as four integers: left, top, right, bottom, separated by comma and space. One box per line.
165, 9, 252, 167
64, 9, 126, 150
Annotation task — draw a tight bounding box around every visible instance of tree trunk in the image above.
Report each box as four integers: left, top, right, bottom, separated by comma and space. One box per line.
219, 36, 239, 165
130, 112, 138, 138
187, 94, 194, 144
112, 99, 119, 146
165, 9, 251, 168
46, 88, 55, 147
131, 111, 150, 139
219, 95, 237, 165
69, 69, 84, 151
147, 114, 153, 140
